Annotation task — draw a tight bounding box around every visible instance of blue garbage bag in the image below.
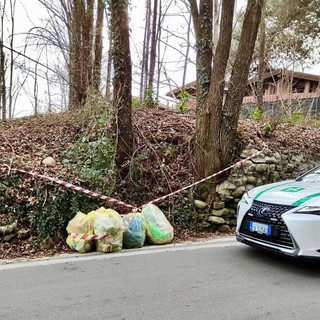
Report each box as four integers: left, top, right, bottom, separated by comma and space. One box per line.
123, 213, 146, 249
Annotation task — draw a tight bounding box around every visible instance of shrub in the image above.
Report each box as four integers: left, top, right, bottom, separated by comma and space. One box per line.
177, 90, 191, 113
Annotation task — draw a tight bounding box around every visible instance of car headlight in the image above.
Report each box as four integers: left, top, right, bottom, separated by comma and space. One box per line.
242, 192, 251, 204
294, 206, 320, 215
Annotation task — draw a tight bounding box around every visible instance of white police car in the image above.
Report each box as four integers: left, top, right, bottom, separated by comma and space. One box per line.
236, 165, 320, 257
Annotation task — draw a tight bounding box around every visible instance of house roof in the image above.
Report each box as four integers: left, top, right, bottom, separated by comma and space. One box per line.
248, 69, 320, 84
167, 69, 320, 99
166, 80, 197, 99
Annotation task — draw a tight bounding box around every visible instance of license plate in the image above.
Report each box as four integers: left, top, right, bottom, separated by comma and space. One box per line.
249, 221, 271, 236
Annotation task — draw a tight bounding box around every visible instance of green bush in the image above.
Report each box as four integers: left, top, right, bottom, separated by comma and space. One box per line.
249, 107, 264, 120
65, 95, 117, 194
166, 197, 197, 228
287, 111, 304, 124
262, 122, 273, 136
66, 135, 116, 193
32, 186, 105, 242
132, 97, 140, 108
145, 86, 158, 108
177, 90, 191, 113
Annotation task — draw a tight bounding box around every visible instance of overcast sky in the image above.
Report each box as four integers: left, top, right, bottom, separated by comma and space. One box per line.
6, 0, 196, 116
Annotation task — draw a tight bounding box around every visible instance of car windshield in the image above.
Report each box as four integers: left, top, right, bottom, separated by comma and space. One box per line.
296, 166, 320, 182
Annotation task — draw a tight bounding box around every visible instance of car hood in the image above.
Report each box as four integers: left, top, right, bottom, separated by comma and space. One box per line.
248, 180, 320, 207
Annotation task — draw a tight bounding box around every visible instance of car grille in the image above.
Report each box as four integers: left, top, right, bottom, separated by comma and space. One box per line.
239, 200, 296, 249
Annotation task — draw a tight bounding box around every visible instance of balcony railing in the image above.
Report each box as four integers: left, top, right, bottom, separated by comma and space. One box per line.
243, 92, 320, 104
184, 91, 320, 108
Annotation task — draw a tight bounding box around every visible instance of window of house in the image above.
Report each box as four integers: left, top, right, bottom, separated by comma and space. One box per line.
310, 81, 319, 92
293, 86, 305, 93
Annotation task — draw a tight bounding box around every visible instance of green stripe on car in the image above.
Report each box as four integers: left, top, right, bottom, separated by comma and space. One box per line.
292, 192, 320, 206
280, 187, 305, 193
254, 182, 293, 200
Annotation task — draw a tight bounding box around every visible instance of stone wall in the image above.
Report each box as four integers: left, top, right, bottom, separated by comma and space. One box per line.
0, 219, 30, 244
196, 141, 319, 232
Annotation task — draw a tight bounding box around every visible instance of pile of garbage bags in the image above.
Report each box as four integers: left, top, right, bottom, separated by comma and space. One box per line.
66, 203, 174, 254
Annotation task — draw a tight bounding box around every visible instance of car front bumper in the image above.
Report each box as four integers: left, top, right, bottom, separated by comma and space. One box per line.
236, 233, 299, 256
236, 200, 320, 258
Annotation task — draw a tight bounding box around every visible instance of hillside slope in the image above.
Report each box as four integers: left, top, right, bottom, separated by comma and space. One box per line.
0, 107, 320, 258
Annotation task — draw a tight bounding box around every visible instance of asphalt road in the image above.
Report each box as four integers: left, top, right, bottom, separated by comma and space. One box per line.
1, 237, 320, 320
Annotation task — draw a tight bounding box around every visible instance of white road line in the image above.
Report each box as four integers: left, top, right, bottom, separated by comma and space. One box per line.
0, 236, 241, 271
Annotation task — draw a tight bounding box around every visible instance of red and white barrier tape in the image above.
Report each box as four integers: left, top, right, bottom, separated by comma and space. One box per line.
2, 151, 262, 243
2, 149, 263, 211
69, 232, 109, 241
143, 150, 263, 207
4, 167, 137, 210
68, 214, 135, 241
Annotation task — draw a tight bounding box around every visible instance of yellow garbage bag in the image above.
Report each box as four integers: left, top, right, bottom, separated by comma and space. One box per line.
93, 207, 123, 253
66, 212, 93, 253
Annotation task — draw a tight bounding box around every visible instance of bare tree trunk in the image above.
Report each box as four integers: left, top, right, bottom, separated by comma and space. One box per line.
147, 0, 158, 95
93, 0, 105, 92
0, 40, 6, 121
38, 0, 99, 109
57, 67, 68, 111
8, 0, 16, 119
33, 63, 39, 115
105, 10, 112, 100
182, 12, 192, 88
45, 48, 52, 113
105, 37, 112, 101
194, 0, 235, 179
156, 0, 162, 98
110, 0, 133, 176
191, 0, 262, 203
68, 0, 82, 107
143, 0, 152, 102
139, 0, 151, 103
46, 72, 52, 112
189, 0, 213, 111
220, 0, 263, 164
257, 0, 266, 110
82, 0, 94, 91
212, 0, 220, 55
0, 1, 7, 121
66, 0, 96, 108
